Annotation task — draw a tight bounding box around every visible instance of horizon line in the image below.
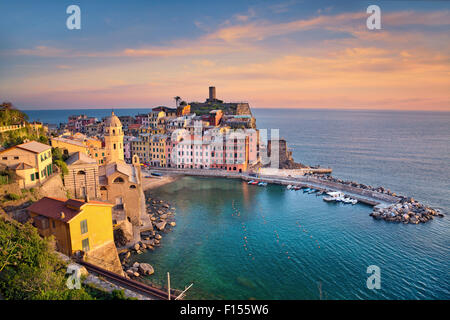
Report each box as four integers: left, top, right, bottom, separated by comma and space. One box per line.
18, 106, 450, 112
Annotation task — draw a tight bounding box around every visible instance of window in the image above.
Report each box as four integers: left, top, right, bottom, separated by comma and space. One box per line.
52, 220, 56, 229
30, 173, 35, 181
113, 177, 125, 183
82, 238, 90, 252
80, 219, 88, 234
2, 157, 6, 160
14, 156, 19, 160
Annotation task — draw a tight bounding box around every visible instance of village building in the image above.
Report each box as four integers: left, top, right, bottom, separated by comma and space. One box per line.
64, 151, 101, 200
27, 197, 123, 275
0, 141, 53, 188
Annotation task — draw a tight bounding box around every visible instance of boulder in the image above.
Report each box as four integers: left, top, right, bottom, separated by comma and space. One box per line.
134, 243, 140, 251
133, 262, 140, 268
170, 222, 176, 227
133, 272, 140, 277
155, 221, 166, 231
138, 263, 154, 275
126, 269, 135, 276
155, 234, 162, 240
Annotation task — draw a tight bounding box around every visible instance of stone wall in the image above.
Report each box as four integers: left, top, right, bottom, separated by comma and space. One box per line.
84, 240, 124, 276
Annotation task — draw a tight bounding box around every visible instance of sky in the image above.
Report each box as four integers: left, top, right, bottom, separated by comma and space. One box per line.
0, 0, 449, 111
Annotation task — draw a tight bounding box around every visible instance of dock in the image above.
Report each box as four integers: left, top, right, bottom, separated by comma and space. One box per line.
146, 168, 400, 207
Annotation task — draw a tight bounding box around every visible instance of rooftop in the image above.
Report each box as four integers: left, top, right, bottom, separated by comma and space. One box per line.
14, 141, 51, 154
27, 197, 113, 223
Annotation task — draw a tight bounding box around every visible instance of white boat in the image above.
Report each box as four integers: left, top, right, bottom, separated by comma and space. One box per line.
258, 182, 268, 186
351, 199, 358, 205
342, 197, 353, 204
323, 192, 345, 203
287, 184, 293, 189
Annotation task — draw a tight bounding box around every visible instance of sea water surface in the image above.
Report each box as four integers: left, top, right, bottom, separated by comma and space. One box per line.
25, 108, 450, 299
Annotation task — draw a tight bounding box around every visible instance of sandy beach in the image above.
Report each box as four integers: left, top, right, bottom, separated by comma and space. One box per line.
142, 174, 180, 191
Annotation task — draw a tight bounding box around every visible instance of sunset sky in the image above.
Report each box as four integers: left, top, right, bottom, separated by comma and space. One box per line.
0, 0, 449, 110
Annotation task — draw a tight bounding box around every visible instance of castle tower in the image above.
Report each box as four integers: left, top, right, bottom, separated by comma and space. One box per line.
104, 111, 124, 163
209, 86, 216, 101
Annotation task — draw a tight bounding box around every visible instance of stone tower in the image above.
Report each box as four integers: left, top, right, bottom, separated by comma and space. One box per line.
104, 111, 124, 163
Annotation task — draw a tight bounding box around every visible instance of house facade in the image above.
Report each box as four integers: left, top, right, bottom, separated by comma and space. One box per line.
0, 141, 53, 188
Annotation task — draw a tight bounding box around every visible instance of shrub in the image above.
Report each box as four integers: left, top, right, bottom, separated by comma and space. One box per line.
7, 193, 20, 201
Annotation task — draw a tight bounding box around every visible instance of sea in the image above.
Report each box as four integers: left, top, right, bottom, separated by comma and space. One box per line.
24, 108, 450, 299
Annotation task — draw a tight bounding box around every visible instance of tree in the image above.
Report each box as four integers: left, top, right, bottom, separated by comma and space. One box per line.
0, 218, 93, 300
174, 96, 181, 108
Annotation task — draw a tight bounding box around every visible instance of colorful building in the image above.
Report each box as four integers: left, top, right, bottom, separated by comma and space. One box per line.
28, 197, 114, 257
0, 141, 53, 188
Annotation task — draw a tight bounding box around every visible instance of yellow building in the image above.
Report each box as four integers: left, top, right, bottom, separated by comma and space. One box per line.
51, 136, 89, 156
103, 112, 124, 164
0, 141, 53, 188
150, 134, 167, 167
28, 197, 114, 257
51, 135, 107, 165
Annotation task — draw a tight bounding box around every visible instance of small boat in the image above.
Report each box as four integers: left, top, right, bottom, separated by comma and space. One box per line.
250, 181, 259, 185
293, 186, 302, 191
248, 180, 255, 184
287, 184, 293, 190
308, 189, 317, 194
323, 192, 345, 202
303, 188, 311, 193
258, 182, 268, 186
342, 197, 353, 204
316, 191, 324, 196
351, 199, 358, 205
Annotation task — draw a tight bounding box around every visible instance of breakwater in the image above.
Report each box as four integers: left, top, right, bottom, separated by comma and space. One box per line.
145, 168, 444, 224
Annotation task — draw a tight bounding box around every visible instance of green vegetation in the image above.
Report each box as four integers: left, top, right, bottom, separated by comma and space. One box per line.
0, 218, 93, 299
0, 217, 135, 300
6, 193, 21, 201
0, 102, 48, 148
52, 148, 69, 178
0, 102, 28, 126
0, 169, 15, 185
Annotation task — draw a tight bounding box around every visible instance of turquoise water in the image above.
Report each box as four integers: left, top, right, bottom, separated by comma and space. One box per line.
25, 108, 450, 299
137, 177, 449, 299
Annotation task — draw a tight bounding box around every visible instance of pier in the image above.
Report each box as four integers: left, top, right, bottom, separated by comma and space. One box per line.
144, 168, 400, 207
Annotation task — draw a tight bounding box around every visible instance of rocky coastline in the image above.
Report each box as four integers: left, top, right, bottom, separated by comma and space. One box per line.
310, 173, 445, 224
118, 196, 177, 279
370, 200, 444, 224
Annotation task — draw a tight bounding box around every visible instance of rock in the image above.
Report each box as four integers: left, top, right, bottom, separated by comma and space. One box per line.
133, 262, 140, 268
141, 243, 147, 249
155, 234, 162, 240
160, 213, 168, 219
170, 222, 176, 227
126, 269, 135, 276
138, 263, 154, 275
134, 243, 140, 251
133, 272, 140, 277
155, 221, 166, 231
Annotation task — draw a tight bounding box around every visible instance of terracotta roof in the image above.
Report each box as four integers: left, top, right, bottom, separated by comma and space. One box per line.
15, 141, 51, 154
28, 197, 80, 223
27, 197, 113, 223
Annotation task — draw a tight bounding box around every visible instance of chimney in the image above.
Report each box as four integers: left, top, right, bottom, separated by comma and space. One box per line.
60, 212, 65, 219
